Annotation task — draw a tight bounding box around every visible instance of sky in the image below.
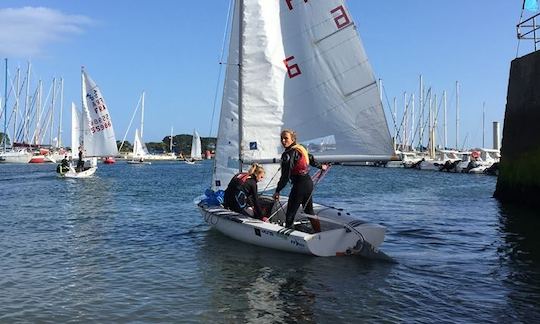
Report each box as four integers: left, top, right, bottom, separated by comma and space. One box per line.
0, 0, 533, 149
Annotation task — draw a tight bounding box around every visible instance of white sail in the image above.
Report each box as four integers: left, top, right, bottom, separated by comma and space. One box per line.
212, 0, 241, 191
191, 130, 202, 160
133, 128, 149, 157
212, 0, 392, 191
81, 69, 118, 157
211, 1, 281, 191
240, 0, 393, 164
70, 102, 80, 159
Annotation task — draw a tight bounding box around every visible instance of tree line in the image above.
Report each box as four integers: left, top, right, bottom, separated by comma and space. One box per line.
0, 132, 216, 156
119, 134, 217, 155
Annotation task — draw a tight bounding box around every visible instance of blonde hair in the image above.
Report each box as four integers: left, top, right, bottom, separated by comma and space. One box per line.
247, 163, 265, 176
281, 129, 297, 142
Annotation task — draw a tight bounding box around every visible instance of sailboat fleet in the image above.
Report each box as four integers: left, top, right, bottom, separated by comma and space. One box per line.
0, 1, 501, 257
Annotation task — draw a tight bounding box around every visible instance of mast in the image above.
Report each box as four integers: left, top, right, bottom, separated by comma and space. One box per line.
50, 77, 56, 146
80, 67, 85, 150
443, 90, 447, 149
393, 97, 397, 150
237, 0, 244, 172
141, 90, 145, 139
419, 75, 424, 151
170, 126, 173, 153
2, 58, 7, 151
411, 93, 415, 152
35, 80, 43, 145
24, 61, 31, 143
14, 67, 20, 143
456, 81, 460, 149
58, 78, 64, 147
403, 92, 407, 149
482, 101, 485, 148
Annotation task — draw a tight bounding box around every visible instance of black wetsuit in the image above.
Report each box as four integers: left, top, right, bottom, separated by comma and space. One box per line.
61, 158, 70, 171
275, 144, 323, 230
76, 151, 85, 171
223, 173, 263, 219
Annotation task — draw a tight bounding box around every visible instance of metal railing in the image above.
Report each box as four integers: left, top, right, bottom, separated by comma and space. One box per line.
518, 12, 540, 51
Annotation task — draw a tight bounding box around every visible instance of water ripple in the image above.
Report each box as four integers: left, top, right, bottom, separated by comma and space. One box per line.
0, 162, 539, 322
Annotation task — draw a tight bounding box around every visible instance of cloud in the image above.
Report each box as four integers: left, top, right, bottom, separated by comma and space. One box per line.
0, 7, 94, 58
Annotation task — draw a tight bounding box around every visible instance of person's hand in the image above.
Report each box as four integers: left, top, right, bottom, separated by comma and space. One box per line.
273, 192, 280, 201
321, 163, 329, 171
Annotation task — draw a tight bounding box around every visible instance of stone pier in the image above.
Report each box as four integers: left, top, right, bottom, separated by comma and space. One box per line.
494, 50, 540, 207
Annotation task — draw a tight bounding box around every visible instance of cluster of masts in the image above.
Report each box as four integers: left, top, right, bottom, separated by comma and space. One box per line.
379, 75, 501, 155
0, 60, 206, 164
376, 75, 500, 174
0, 60, 65, 153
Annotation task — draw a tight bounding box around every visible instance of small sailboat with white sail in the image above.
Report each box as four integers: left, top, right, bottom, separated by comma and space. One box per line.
127, 128, 151, 165
185, 129, 202, 164
58, 67, 118, 178
197, 0, 394, 259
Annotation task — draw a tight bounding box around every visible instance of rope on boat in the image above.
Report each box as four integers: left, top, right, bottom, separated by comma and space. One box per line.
266, 164, 331, 224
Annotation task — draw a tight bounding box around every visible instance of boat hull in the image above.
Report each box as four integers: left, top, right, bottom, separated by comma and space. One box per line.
0, 151, 33, 163
127, 160, 151, 165
59, 166, 97, 178
197, 198, 386, 257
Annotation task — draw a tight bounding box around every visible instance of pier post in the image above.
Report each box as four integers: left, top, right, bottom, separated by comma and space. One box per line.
494, 50, 540, 207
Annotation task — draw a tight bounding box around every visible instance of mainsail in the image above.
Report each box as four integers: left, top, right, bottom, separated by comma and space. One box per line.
212, 0, 393, 191
70, 102, 80, 159
81, 68, 118, 157
191, 130, 202, 160
133, 129, 149, 158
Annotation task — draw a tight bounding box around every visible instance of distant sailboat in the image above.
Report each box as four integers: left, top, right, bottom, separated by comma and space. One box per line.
58, 67, 118, 178
127, 128, 151, 164
185, 130, 202, 164
197, 0, 393, 259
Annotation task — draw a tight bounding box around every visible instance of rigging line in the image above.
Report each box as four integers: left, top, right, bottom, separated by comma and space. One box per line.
209, 0, 234, 139
205, 0, 234, 185
118, 94, 142, 153
381, 84, 398, 135
262, 166, 281, 193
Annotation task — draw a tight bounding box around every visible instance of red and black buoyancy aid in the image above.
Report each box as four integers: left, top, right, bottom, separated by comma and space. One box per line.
232, 172, 251, 188
231, 172, 251, 208
290, 144, 310, 176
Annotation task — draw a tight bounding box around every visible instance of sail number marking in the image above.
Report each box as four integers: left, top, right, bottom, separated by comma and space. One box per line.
284, 56, 302, 79
283, 5, 351, 79
90, 113, 112, 134
285, 0, 308, 11
330, 5, 350, 29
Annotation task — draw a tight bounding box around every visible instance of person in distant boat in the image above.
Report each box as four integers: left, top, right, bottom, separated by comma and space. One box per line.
272, 129, 328, 233
58, 155, 70, 173
139, 157, 144, 163
223, 163, 266, 220
463, 155, 480, 173
76, 147, 85, 172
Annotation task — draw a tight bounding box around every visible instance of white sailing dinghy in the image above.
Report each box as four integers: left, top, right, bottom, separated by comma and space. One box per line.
59, 68, 118, 178
185, 130, 202, 164
127, 129, 152, 165
197, 0, 394, 258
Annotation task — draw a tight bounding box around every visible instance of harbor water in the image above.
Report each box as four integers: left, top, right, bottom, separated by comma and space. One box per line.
1, 161, 539, 323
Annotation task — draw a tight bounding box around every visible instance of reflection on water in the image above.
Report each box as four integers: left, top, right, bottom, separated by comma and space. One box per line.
1, 162, 540, 322
197, 232, 316, 323
498, 204, 540, 323
197, 230, 395, 323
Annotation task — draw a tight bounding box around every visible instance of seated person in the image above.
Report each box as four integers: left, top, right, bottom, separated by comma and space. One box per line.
223, 163, 266, 221
57, 155, 70, 173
